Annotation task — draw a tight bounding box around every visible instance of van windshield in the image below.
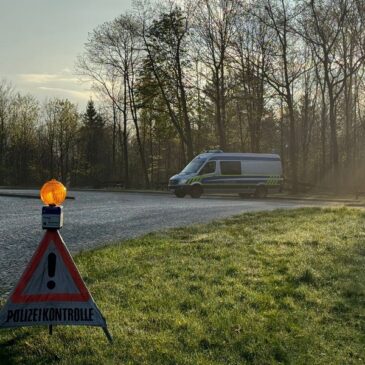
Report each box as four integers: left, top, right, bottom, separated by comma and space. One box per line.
180, 158, 206, 174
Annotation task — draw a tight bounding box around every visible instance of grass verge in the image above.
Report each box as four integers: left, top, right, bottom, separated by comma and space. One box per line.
1, 207, 365, 364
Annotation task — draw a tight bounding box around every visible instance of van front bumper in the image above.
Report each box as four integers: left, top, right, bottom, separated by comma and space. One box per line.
168, 184, 185, 191
168, 180, 190, 194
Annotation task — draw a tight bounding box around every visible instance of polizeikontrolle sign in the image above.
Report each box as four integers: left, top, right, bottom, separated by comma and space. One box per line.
0, 179, 112, 342
0, 230, 110, 338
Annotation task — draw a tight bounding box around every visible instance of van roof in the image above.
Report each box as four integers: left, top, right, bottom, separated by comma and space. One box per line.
198, 152, 281, 161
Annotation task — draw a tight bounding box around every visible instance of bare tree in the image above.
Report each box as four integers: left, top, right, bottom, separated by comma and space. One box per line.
140, 2, 194, 161
252, 0, 304, 191
231, 6, 272, 152
8, 94, 39, 184
43, 99, 79, 183
0, 80, 14, 184
192, 0, 240, 150
299, 0, 353, 179
78, 14, 151, 187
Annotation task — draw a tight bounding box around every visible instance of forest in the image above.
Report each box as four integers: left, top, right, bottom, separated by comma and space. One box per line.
0, 0, 364, 192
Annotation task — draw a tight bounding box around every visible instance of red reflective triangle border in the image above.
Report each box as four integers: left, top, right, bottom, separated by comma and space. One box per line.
11, 230, 90, 303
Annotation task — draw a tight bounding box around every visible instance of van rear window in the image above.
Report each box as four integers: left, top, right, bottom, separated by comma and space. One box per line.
220, 161, 241, 175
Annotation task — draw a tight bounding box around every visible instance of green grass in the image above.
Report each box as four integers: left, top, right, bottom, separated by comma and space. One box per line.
1, 207, 365, 364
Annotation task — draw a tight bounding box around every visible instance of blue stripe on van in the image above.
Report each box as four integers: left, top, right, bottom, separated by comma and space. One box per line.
210, 156, 280, 161
202, 175, 274, 180
202, 181, 268, 185
202, 177, 270, 184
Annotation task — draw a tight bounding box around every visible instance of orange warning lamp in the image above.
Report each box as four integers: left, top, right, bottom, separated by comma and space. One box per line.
40, 179, 67, 206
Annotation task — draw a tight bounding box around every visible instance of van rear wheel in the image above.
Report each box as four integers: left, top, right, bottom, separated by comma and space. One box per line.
254, 186, 267, 198
238, 193, 249, 199
190, 185, 203, 199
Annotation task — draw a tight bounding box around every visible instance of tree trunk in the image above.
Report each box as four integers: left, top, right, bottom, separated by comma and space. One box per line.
287, 99, 298, 193
214, 68, 225, 149
121, 79, 129, 188
112, 100, 117, 175
126, 68, 150, 188
176, 43, 194, 160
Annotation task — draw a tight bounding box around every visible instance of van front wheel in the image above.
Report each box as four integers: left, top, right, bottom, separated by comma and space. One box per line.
190, 185, 203, 199
175, 189, 186, 198
255, 186, 267, 198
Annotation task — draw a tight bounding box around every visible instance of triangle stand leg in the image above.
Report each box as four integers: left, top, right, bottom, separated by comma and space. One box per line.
102, 327, 113, 343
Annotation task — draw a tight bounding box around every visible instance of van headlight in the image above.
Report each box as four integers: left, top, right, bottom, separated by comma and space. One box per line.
169, 178, 187, 186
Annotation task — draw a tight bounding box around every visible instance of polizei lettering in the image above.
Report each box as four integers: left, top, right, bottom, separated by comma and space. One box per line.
6, 308, 94, 323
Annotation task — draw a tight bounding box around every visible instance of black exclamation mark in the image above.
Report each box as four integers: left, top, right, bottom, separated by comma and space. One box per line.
47, 253, 56, 290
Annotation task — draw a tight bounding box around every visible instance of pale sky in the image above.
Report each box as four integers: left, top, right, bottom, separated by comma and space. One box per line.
0, 0, 132, 107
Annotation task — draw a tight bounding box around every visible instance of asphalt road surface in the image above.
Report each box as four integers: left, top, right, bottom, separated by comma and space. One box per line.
0, 190, 325, 298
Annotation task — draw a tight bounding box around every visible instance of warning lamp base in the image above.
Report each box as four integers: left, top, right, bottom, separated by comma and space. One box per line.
42, 206, 63, 230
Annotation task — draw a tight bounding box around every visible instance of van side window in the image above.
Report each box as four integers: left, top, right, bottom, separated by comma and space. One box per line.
199, 161, 216, 175
220, 161, 241, 175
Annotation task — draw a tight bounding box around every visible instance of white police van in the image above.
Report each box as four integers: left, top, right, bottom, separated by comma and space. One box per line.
168, 151, 283, 198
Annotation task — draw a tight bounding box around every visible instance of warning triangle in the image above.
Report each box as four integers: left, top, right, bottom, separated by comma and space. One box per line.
0, 230, 108, 332
11, 230, 90, 303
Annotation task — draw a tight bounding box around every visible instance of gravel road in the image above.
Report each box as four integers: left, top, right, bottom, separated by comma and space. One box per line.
0, 190, 325, 298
